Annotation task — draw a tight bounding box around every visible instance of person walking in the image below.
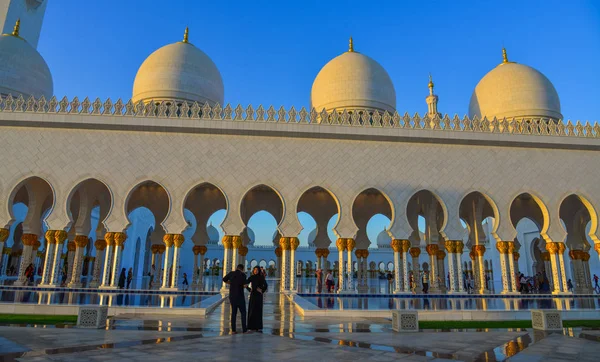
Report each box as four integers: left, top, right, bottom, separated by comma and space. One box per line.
182, 272, 189, 289
25, 263, 34, 285
316, 269, 323, 293
594, 274, 599, 292
126, 268, 133, 289
149, 264, 155, 289
422, 271, 429, 294
325, 270, 334, 293
223, 264, 249, 334
247, 266, 268, 331
118, 268, 126, 289
567, 279, 573, 292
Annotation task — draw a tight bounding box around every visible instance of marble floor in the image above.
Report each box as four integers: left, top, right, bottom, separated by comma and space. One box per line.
0, 292, 599, 362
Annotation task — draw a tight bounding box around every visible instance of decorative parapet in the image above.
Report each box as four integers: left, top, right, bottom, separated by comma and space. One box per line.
0, 94, 598, 139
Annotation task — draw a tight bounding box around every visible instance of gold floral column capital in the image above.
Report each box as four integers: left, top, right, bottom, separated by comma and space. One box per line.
67, 241, 76, 252
238, 246, 249, 257
95, 239, 107, 251
45, 230, 56, 245
104, 232, 115, 246
114, 232, 127, 247
55, 230, 68, 244
436, 250, 446, 260
557, 242, 566, 254
541, 251, 550, 261
74, 235, 89, 248
513, 252, 520, 261
0, 228, 9, 242
474, 245, 486, 256
192, 245, 202, 255
290, 237, 300, 251
323, 248, 330, 258
454, 240, 464, 253
173, 234, 185, 248
274, 246, 282, 257
33, 240, 41, 250
22, 233, 38, 246
546, 242, 558, 255
162, 234, 174, 247
222, 235, 232, 249
594, 243, 600, 255
198, 245, 207, 255
335, 238, 347, 251
444, 240, 456, 253
496, 241, 509, 254
280, 237, 291, 251
409, 247, 421, 258
401, 240, 411, 252
582, 251, 590, 261
344, 238, 355, 251
425, 244, 439, 256
469, 250, 476, 261
232, 235, 243, 249
391, 239, 402, 253
157, 245, 166, 254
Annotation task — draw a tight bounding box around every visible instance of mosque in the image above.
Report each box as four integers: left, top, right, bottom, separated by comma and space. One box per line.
0, 0, 599, 297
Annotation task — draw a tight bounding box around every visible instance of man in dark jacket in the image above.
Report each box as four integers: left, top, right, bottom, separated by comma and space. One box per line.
223, 264, 249, 334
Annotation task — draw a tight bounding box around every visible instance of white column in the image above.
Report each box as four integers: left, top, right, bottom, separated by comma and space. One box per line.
50, 231, 67, 286
410, 247, 422, 293
155, 249, 164, 289
402, 245, 410, 293
40, 231, 56, 285
426, 244, 438, 292
90, 244, 105, 288
474, 245, 487, 294
162, 235, 173, 289
100, 233, 114, 288
557, 243, 569, 293
548, 243, 562, 293
192, 248, 199, 285
346, 239, 354, 292
198, 251, 206, 288
221, 237, 231, 290
437, 250, 447, 292
66, 242, 75, 283
0, 229, 7, 264
170, 234, 184, 289
110, 233, 126, 287
392, 241, 402, 293
446, 241, 456, 293
68, 236, 88, 288
455, 242, 465, 293
544, 256, 553, 291
336, 239, 346, 292
280, 238, 290, 291
289, 238, 298, 291
15, 234, 36, 286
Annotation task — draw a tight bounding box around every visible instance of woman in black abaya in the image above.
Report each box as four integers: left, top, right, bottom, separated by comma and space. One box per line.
247, 266, 268, 331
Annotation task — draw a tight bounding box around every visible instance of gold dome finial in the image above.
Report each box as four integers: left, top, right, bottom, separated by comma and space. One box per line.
348, 36, 354, 52
502, 47, 508, 63
428, 73, 434, 96
12, 18, 20, 37
183, 26, 189, 43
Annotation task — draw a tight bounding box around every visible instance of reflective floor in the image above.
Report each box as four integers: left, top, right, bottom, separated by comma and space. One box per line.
301, 296, 600, 310
1, 292, 600, 361
0, 290, 215, 308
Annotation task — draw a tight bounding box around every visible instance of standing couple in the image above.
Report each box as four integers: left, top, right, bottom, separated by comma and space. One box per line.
223, 264, 268, 334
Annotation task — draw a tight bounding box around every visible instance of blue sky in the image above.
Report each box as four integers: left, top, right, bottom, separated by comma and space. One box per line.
32, 0, 600, 246
39, 0, 600, 121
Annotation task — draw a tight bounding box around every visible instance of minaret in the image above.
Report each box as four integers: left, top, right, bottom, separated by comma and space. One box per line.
0, 0, 48, 48
426, 74, 439, 117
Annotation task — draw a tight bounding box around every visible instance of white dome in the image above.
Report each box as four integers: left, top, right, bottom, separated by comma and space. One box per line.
311, 44, 396, 113
207, 224, 220, 244
469, 56, 561, 120
376, 229, 391, 248
132, 35, 224, 105
307, 228, 317, 246
0, 31, 52, 99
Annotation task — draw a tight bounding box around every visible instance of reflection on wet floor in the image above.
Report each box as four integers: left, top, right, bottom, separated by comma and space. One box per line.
0, 289, 216, 308
301, 295, 600, 310
2, 292, 599, 362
